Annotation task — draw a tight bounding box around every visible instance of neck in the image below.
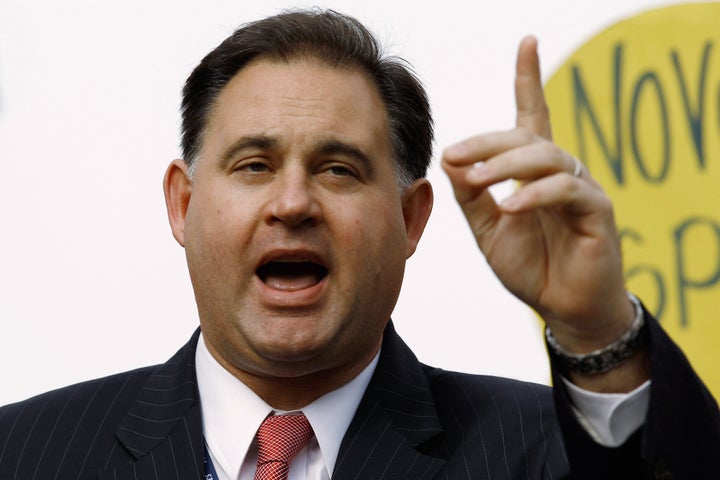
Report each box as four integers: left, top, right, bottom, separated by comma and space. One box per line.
204, 340, 380, 411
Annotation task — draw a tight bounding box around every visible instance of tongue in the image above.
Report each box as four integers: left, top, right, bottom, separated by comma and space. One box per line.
264, 272, 320, 291
259, 262, 325, 291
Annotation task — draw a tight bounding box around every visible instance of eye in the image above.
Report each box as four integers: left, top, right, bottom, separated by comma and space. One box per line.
234, 159, 270, 174
324, 163, 357, 178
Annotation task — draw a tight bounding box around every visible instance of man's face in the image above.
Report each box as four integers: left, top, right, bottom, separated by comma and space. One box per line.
164, 58, 432, 386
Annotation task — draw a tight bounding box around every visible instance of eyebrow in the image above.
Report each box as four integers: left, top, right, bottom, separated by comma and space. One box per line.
220, 135, 278, 164
312, 140, 372, 170
220, 135, 373, 170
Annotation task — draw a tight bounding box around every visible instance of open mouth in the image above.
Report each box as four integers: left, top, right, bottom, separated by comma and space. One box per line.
256, 261, 328, 291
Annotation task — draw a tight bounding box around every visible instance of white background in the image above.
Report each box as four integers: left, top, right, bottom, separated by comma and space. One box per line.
0, 0, 689, 405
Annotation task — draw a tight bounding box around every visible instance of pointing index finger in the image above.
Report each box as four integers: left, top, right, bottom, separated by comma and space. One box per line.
515, 36, 552, 140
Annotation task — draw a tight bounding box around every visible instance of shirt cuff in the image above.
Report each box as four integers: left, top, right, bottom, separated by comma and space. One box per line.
561, 377, 650, 447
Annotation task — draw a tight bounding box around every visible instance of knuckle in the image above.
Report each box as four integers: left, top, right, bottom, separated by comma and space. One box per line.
538, 141, 560, 159
596, 193, 614, 213
515, 126, 537, 143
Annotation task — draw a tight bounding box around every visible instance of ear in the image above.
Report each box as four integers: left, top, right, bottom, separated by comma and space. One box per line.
163, 159, 192, 247
401, 178, 433, 258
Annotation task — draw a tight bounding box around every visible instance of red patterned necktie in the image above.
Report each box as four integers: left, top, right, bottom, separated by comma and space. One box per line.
253, 413, 314, 480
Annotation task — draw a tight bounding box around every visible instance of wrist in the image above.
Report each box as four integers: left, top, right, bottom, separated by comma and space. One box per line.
546, 293, 647, 375
545, 291, 638, 353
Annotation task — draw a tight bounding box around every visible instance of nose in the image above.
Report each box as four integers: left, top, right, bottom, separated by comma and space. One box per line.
267, 169, 322, 228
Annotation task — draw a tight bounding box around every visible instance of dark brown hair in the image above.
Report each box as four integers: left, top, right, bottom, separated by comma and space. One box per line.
180, 9, 433, 185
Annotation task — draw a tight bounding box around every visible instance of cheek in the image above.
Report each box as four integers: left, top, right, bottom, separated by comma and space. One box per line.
183, 199, 256, 284
188, 190, 256, 245
337, 202, 408, 275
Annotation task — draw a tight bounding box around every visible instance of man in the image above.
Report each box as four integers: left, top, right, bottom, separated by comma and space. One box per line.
1, 9, 718, 480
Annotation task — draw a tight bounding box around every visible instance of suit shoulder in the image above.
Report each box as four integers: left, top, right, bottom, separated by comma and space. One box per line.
423, 364, 554, 406
426, 367, 561, 433
0, 365, 170, 478
0, 365, 156, 434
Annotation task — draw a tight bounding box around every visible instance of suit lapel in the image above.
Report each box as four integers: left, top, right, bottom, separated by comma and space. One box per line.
100, 329, 205, 480
99, 324, 447, 479
332, 322, 446, 480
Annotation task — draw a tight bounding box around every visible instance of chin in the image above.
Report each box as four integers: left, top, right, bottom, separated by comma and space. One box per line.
253, 329, 332, 361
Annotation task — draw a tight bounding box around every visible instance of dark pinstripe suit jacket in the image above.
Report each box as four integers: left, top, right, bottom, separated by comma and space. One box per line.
1, 315, 718, 479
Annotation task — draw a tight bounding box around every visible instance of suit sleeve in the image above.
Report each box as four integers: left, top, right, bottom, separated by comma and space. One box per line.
549, 307, 720, 479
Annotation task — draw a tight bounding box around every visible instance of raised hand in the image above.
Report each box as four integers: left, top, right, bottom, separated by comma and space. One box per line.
441, 37, 635, 356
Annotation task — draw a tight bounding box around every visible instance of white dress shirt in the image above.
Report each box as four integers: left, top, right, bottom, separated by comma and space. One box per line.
196, 332, 649, 479
564, 377, 650, 446
196, 333, 377, 480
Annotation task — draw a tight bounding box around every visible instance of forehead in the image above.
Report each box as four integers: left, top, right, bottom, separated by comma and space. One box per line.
202, 58, 391, 158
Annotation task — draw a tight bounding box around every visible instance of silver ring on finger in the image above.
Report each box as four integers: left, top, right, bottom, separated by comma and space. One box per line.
572, 157, 583, 178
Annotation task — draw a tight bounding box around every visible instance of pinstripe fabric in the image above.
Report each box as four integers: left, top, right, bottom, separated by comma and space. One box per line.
332, 323, 569, 480
0, 325, 568, 480
0, 331, 204, 480
2, 314, 717, 479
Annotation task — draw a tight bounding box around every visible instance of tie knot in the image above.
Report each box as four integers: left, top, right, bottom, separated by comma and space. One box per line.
256, 413, 314, 468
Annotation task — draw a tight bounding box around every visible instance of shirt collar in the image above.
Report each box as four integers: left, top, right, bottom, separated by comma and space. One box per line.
195, 332, 378, 478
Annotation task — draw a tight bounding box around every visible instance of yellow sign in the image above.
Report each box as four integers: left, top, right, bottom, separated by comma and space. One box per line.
545, 3, 720, 399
